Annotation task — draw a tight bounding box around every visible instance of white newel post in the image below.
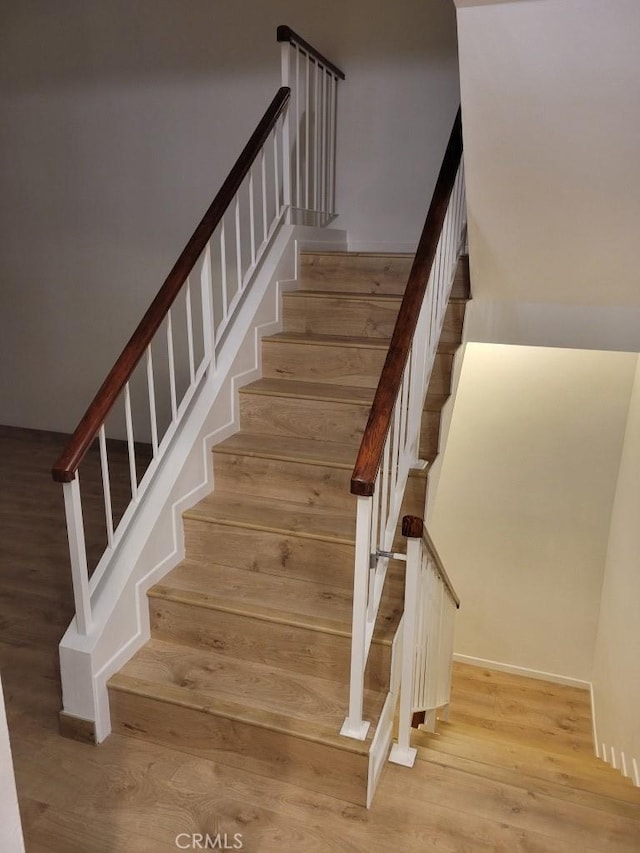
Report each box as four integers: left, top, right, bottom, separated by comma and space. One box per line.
62, 477, 92, 635
0, 677, 25, 853
341, 495, 373, 740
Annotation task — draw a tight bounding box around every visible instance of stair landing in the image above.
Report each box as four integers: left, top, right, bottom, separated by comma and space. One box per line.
408, 663, 640, 850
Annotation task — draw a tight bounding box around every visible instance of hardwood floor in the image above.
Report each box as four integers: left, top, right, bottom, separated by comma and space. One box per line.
1, 425, 640, 850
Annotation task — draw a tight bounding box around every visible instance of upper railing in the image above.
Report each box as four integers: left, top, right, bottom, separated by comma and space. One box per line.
277, 26, 344, 223
52, 87, 290, 484
341, 110, 465, 741
53, 29, 344, 637
351, 110, 463, 497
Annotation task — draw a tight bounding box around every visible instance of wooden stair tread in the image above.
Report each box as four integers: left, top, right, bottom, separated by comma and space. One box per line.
262, 331, 460, 355
300, 250, 414, 259
109, 638, 385, 748
214, 431, 358, 469
213, 431, 428, 478
286, 288, 468, 305
264, 331, 391, 350
240, 377, 374, 406
286, 289, 403, 304
149, 559, 401, 643
240, 377, 448, 412
184, 490, 356, 544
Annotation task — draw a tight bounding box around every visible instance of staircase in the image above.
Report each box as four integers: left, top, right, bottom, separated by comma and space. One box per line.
408, 663, 640, 849
106, 249, 470, 807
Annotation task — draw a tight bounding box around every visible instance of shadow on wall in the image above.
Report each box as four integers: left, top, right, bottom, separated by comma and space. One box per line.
2, 0, 456, 90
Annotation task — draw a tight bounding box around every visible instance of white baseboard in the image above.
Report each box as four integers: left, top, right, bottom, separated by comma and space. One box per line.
453, 653, 592, 690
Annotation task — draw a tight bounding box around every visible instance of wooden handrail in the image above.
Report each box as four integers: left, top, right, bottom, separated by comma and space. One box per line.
52, 87, 291, 483
277, 25, 346, 81
401, 515, 460, 608
350, 108, 462, 497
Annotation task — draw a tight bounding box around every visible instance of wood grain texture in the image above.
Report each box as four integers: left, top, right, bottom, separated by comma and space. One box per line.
214, 446, 426, 514
239, 382, 372, 444
148, 560, 399, 689
109, 686, 370, 806
262, 332, 454, 391
299, 251, 414, 294
99, 241, 468, 810
3, 254, 637, 853
449, 662, 594, 753
284, 290, 464, 339
183, 516, 356, 587
299, 251, 470, 300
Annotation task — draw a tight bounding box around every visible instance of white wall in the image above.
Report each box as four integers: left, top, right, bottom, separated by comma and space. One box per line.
592, 358, 640, 783
0, 0, 459, 434
0, 677, 25, 853
429, 343, 637, 682
456, 0, 640, 339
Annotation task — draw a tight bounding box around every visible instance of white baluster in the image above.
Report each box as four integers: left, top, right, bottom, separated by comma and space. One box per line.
331, 74, 338, 213
235, 196, 242, 291
249, 171, 256, 265
341, 495, 373, 741
390, 529, 420, 767
220, 221, 228, 320
319, 67, 327, 213
379, 430, 391, 551
261, 147, 268, 244
295, 47, 301, 210
305, 54, 310, 210
200, 243, 215, 369
313, 60, 320, 212
166, 310, 178, 420
185, 278, 195, 384
280, 40, 292, 221
98, 424, 114, 547
145, 347, 159, 457
124, 382, 137, 500
273, 123, 280, 218
63, 477, 92, 635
